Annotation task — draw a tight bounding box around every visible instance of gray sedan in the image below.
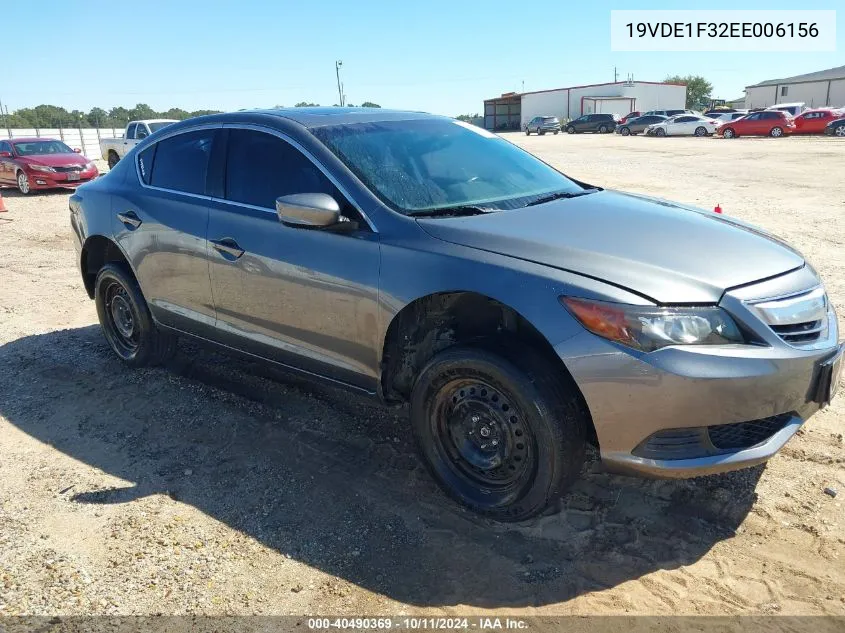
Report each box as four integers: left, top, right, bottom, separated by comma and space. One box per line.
70, 108, 843, 521
616, 114, 668, 135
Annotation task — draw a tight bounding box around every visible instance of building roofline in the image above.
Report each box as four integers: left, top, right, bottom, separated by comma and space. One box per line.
746, 65, 845, 88
484, 80, 685, 101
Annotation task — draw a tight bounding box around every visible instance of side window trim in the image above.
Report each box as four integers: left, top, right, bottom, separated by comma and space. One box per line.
134, 123, 224, 201
217, 122, 377, 233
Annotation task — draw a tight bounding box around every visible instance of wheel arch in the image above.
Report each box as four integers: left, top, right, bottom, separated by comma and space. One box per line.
80, 234, 134, 299
378, 290, 597, 445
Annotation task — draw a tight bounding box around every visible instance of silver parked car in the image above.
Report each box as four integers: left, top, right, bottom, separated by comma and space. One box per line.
525, 115, 561, 135
70, 108, 844, 521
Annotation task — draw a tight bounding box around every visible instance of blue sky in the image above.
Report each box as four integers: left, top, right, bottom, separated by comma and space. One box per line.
3, 0, 843, 116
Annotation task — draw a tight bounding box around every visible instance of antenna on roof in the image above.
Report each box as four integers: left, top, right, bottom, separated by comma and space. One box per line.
624, 73, 635, 87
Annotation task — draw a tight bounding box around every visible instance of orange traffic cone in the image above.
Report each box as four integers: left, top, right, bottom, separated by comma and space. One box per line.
0, 191, 7, 213
714, 203, 723, 214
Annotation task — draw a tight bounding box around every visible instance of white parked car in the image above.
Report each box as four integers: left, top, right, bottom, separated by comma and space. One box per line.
707, 111, 749, 124
766, 102, 806, 117
645, 114, 720, 137
100, 119, 178, 169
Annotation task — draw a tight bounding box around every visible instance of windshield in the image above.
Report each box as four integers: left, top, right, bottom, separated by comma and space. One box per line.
148, 121, 175, 132
13, 140, 74, 156
311, 118, 584, 214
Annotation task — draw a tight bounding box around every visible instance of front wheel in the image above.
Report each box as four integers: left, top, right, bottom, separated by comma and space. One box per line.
656, 128, 666, 137
566, 126, 575, 134
722, 128, 736, 138
16, 171, 31, 195
553, 130, 559, 135
410, 346, 587, 522
94, 263, 176, 367
620, 127, 631, 136
836, 125, 845, 137
770, 126, 784, 137
107, 151, 120, 170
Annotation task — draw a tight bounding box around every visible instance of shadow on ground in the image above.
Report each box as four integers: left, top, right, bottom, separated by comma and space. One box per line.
0, 325, 762, 607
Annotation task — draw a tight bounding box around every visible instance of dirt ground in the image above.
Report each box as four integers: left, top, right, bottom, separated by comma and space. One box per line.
0, 134, 844, 619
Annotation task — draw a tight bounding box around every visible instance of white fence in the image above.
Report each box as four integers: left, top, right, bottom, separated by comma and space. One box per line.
0, 128, 124, 161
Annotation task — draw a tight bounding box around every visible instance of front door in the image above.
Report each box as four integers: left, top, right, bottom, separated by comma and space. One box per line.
112, 127, 218, 335
0, 141, 12, 183
206, 127, 381, 390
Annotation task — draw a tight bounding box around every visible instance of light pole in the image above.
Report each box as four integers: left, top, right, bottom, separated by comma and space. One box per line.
335, 60, 344, 107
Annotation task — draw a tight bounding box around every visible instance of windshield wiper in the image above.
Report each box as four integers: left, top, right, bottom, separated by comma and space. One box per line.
408, 205, 495, 218
524, 188, 600, 207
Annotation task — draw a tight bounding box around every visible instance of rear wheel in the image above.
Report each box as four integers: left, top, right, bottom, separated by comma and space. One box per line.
694, 126, 707, 137
770, 126, 784, 137
95, 263, 176, 367
598, 125, 608, 133
410, 346, 587, 522
722, 127, 736, 138
107, 151, 120, 170
16, 171, 30, 195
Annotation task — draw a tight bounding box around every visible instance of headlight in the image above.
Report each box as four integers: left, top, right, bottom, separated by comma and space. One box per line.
29, 164, 56, 173
84, 161, 96, 171
561, 297, 744, 352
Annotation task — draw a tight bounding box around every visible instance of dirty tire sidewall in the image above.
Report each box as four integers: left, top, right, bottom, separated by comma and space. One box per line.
95, 263, 175, 368
410, 346, 586, 522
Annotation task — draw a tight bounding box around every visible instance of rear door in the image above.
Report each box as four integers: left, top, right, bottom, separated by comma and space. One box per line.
206, 126, 381, 390
112, 126, 218, 336
761, 111, 783, 134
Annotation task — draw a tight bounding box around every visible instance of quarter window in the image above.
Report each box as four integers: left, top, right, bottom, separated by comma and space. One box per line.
149, 129, 215, 195
224, 129, 336, 209
137, 143, 157, 185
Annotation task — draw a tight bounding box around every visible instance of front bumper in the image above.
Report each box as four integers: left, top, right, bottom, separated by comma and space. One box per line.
555, 267, 841, 478
24, 169, 98, 190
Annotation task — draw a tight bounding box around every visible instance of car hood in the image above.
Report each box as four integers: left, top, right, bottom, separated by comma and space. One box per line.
416, 190, 805, 304
23, 153, 88, 167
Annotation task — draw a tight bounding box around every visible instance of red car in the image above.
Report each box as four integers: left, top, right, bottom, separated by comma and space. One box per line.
0, 138, 99, 194
717, 111, 796, 138
618, 111, 641, 124
792, 108, 844, 134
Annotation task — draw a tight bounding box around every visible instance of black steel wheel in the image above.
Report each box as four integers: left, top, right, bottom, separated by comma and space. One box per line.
94, 263, 176, 367
411, 346, 587, 521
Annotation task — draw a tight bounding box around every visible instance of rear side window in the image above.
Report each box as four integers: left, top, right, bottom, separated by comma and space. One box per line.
150, 129, 215, 195
224, 129, 335, 209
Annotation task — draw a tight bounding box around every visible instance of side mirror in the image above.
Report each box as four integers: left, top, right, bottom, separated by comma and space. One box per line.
276, 193, 341, 228
74, 148, 82, 153
0, 151, 11, 158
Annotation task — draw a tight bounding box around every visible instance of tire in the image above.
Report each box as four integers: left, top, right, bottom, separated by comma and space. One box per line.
538, 130, 545, 136
656, 128, 666, 137
566, 126, 575, 134
770, 126, 783, 138
410, 346, 587, 522
620, 127, 631, 136
107, 151, 120, 170
525, 129, 530, 136
553, 130, 559, 135
16, 171, 31, 195
835, 125, 845, 137
94, 263, 177, 367
694, 126, 707, 137
722, 128, 736, 138
598, 125, 608, 133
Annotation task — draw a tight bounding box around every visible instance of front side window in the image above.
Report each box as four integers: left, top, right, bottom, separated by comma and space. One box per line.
224, 129, 335, 209
149, 129, 215, 195
126, 123, 137, 140
135, 124, 149, 140
312, 118, 584, 214
745, 113, 761, 121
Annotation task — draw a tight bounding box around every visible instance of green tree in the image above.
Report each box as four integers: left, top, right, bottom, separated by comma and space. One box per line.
360, 101, 381, 108
664, 75, 713, 110
456, 113, 480, 123
87, 107, 108, 127
128, 103, 157, 121
294, 101, 319, 107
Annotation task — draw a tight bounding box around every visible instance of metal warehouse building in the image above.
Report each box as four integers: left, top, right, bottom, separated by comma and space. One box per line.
744, 65, 845, 110
483, 80, 687, 131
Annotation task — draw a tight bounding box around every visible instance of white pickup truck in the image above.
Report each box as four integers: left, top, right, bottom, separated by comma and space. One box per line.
100, 119, 178, 169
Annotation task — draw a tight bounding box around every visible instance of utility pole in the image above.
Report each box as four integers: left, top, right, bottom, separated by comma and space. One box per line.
614, 67, 619, 82
335, 60, 344, 107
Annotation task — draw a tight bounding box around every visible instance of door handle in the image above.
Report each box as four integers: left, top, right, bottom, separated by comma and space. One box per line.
117, 211, 142, 229
211, 238, 245, 259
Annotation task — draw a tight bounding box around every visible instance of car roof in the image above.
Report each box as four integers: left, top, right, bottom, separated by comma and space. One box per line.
239, 107, 438, 128
8, 137, 57, 143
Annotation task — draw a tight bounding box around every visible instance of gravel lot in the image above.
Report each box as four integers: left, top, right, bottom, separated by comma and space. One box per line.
1, 134, 844, 618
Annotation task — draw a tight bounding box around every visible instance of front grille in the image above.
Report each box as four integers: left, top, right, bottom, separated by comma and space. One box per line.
707, 414, 792, 450
751, 286, 829, 349
53, 165, 82, 173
